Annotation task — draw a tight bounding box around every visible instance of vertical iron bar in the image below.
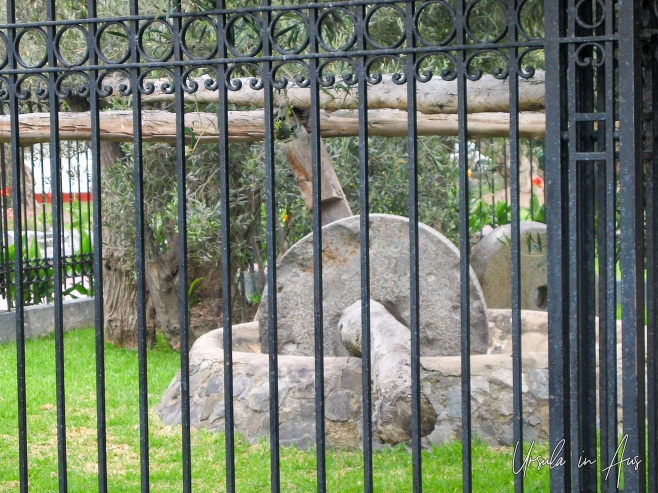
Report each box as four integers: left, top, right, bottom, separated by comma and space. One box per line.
564, 5, 583, 488
504, 138, 508, 213
172, 2, 192, 490
477, 139, 483, 233
67, 152, 73, 264
490, 139, 496, 226
76, 147, 83, 265
6, 0, 28, 487
85, 146, 92, 291
216, 1, 235, 491
0, 118, 9, 310
598, 2, 618, 489
529, 139, 534, 221
507, 2, 523, 492
128, 0, 150, 488
0, 110, 9, 310
618, 0, 646, 490
544, 0, 572, 489
30, 152, 36, 240
567, 40, 582, 493
306, 4, 326, 491
261, 1, 280, 490
575, 5, 598, 489
74, 151, 81, 289
85, 147, 92, 292
647, 51, 658, 493
578, 163, 598, 492
86, 2, 108, 489
45, 0, 68, 488
25, 148, 31, 256
602, 120, 619, 491
39, 142, 47, 303
20, 148, 25, 235
19, 147, 27, 298
595, 156, 610, 488
643, 5, 658, 491
404, 1, 421, 491
65, 150, 69, 274
644, 16, 658, 493
456, 1, 471, 490
356, 3, 372, 491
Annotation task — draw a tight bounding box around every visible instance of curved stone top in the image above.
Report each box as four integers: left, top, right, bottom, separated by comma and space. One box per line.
470, 221, 547, 311
256, 214, 489, 357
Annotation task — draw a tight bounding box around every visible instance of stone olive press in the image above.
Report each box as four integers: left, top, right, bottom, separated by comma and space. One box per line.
157, 215, 551, 449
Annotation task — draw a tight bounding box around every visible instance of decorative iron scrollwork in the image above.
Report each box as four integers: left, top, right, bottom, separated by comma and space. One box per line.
0, 0, 547, 103
575, 42, 605, 68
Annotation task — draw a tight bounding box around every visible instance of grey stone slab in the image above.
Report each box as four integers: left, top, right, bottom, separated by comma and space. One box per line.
471, 221, 548, 311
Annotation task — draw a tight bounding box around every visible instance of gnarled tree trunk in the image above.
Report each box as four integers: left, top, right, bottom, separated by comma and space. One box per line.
143, 227, 186, 351
101, 141, 156, 349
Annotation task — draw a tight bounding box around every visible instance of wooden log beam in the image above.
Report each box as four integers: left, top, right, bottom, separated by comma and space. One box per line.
102, 71, 546, 114
281, 121, 352, 226
0, 109, 547, 145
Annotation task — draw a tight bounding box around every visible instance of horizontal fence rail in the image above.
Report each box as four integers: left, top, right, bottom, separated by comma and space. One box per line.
0, 0, 655, 492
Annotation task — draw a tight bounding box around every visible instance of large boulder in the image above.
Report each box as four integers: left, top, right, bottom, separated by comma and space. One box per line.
256, 214, 489, 357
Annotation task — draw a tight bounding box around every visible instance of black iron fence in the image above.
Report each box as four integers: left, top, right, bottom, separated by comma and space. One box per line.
0, 0, 655, 491
0, 122, 94, 310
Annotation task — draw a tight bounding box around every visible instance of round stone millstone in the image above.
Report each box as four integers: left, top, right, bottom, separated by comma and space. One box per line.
470, 221, 548, 311
256, 214, 489, 357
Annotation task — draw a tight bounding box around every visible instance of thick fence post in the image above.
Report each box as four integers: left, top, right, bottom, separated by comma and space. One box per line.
545, 1, 630, 491
618, 1, 648, 492
545, 1, 572, 490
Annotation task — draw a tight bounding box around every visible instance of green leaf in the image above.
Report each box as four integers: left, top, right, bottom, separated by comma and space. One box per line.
274, 24, 298, 39
184, 126, 198, 148
63, 283, 90, 298
76, 232, 92, 255
495, 200, 510, 225
188, 277, 204, 297
107, 30, 128, 39
26, 237, 41, 260
7, 242, 14, 262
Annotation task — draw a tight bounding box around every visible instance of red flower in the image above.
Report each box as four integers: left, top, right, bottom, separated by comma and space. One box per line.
532, 176, 543, 189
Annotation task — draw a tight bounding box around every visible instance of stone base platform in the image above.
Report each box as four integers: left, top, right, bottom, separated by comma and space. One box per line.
156, 315, 551, 449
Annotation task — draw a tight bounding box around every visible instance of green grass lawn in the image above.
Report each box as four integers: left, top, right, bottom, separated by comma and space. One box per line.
0, 328, 551, 492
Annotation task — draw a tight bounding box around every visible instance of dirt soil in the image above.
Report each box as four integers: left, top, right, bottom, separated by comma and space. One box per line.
189, 297, 259, 341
